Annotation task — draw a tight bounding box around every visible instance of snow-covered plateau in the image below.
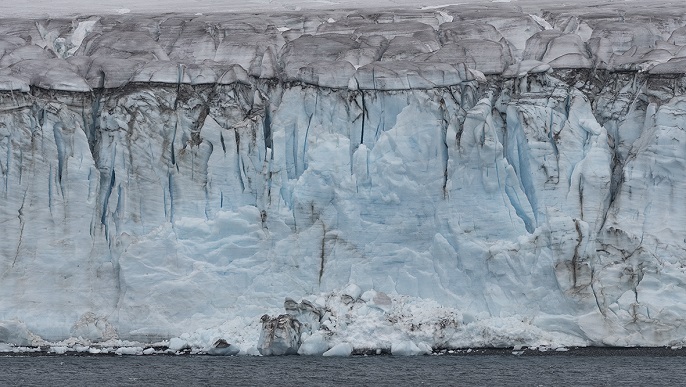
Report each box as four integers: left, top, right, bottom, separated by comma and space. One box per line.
2, 1, 686, 355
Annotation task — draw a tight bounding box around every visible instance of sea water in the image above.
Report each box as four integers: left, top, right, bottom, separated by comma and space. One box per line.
2, 350, 685, 386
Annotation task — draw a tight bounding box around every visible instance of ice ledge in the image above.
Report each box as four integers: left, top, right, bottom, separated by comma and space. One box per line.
1, 5, 686, 92
0, 58, 487, 92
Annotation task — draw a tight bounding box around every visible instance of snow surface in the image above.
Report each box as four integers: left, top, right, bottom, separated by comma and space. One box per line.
1, 1, 686, 354
0, 0, 666, 18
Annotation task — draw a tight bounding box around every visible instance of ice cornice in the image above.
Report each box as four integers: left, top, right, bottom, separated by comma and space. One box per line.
0, 6, 685, 92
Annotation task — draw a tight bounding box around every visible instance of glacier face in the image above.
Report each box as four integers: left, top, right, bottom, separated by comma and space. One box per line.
1, 3, 686, 350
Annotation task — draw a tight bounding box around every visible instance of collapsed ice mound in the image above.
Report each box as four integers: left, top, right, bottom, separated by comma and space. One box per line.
0, 320, 40, 347
0, 5, 685, 92
242, 286, 590, 356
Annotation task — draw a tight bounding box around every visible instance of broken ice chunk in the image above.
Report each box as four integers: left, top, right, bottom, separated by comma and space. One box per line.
0, 45, 56, 67
322, 342, 353, 356
131, 61, 191, 84
0, 74, 29, 92
80, 57, 144, 88
85, 31, 170, 61
502, 60, 550, 78
257, 314, 301, 355
341, 283, 362, 304
297, 333, 329, 355
590, 22, 657, 56
352, 61, 468, 90
207, 339, 240, 356
391, 340, 431, 356
10, 59, 91, 91
295, 60, 356, 88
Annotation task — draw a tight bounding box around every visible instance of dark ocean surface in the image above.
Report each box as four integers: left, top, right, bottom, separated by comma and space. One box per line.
2, 348, 686, 386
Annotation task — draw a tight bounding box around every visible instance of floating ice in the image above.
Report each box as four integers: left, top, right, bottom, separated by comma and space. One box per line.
391, 341, 431, 356
168, 338, 189, 352
322, 342, 353, 357
207, 339, 241, 356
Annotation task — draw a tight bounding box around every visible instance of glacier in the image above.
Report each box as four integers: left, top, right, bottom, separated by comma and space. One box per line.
1, 1, 686, 354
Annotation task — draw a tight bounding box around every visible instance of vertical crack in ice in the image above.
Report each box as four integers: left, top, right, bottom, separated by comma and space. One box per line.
100, 145, 117, 238
441, 101, 449, 199
48, 164, 53, 215
2, 130, 10, 194
318, 222, 326, 286
578, 177, 584, 220
492, 108, 515, 227
235, 128, 245, 192
634, 263, 644, 304
11, 187, 29, 268
590, 269, 605, 317
18, 149, 23, 186
286, 120, 296, 179
547, 99, 560, 181
219, 131, 226, 154
115, 183, 123, 231
101, 169, 115, 230
504, 186, 534, 233
170, 121, 177, 166
503, 108, 537, 233
360, 90, 366, 145
85, 85, 103, 181
173, 64, 185, 110
264, 105, 272, 154
302, 92, 318, 173
303, 113, 313, 172
599, 137, 624, 232
449, 87, 466, 149
625, 79, 647, 118
572, 218, 582, 287
168, 172, 174, 223
52, 122, 65, 196
519, 111, 538, 218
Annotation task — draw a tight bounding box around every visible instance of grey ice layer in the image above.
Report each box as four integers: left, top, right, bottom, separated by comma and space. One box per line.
1, 3, 686, 92
1, 4, 686, 351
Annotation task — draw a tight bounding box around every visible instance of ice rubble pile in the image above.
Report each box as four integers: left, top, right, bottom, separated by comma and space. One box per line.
2, 3, 686, 352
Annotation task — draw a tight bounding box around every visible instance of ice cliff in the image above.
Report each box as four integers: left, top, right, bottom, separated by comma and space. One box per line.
2, 2, 686, 352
